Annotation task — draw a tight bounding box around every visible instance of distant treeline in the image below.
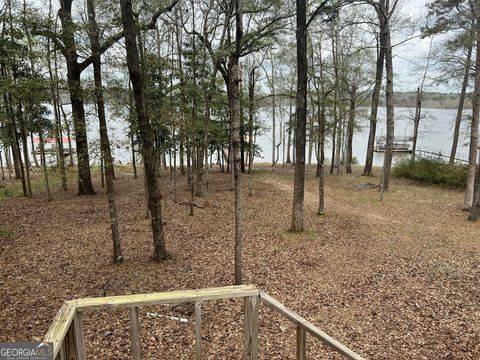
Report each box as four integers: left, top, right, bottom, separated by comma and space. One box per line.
379, 92, 469, 109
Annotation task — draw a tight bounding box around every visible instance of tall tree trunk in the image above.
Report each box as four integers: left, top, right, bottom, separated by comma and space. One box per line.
468, 2, 480, 218
450, 44, 473, 164
335, 109, 342, 175
47, 0, 67, 190
330, 117, 336, 175
465, 20, 480, 210
30, 134, 39, 167
412, 37, 433, 161
240, 85, 246, 173
346, 85, 356, 174
120, 0, 168, 261
271, 58, 276, 166
18, 103, 32, 197
330, 30, 338, 176
316, 69, 326, 214
290, 0, 307, 232
128, 82, 138, 179
5, 147, 12, 179
248, 67, 256, 196
412, 87, 422, 160
2, 84, 21, 181
380, 10, 395, 192
8, 101, 25, 189
59, 0, 95, 195
307, 108, 314, 171
48, 44, 67, 189
39, 130, 52, 201
224, 0, 244, 285
87, 0, 123, 262
363, 38, 384, 176
0, 147, 5, 181
286, 81, 293, 164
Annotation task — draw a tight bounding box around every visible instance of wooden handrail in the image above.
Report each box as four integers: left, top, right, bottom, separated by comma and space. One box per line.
43, 303, 76, 358
44, 285, 366, 360
69, 284, 259, 312
260, 291, 365, 360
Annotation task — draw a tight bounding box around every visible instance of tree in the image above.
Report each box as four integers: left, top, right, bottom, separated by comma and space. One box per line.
290, 0, 307, 232
426, 0, 476, 165
87, 0, 123, 262
119, 0, 177, 261
56, 0, 96, 195
363, 32, 384, 176
468, 0, 480, 219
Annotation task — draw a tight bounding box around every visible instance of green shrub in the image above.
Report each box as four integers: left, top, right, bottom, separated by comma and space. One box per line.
393, 157, 468, 188
0, 187, 15, 199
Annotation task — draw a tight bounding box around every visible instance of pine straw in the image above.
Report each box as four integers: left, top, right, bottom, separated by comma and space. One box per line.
0, 165, 479, 359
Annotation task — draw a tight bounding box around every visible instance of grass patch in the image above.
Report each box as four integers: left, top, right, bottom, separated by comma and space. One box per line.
393, 157, 467, 188
0, 228, 15, 239
279, 228, 319, 241
0, 166, 77, 201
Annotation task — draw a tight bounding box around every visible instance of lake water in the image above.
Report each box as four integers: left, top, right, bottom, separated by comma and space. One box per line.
25, 105, 471, 168
253, 107, 470, 167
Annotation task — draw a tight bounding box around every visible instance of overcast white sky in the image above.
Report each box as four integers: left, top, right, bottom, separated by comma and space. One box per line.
392, 0, 448, 92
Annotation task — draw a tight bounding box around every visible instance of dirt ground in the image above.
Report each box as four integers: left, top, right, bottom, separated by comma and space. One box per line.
0, 165, 479, 359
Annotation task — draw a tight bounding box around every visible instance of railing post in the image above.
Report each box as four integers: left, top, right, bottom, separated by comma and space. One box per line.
63, 312, 85, 360
73, 313, 86, 360
244, 295, 259, 360
129, 307, 141, 360
57, 343, 65, 360
195, 302, 202, 360
296, 325, 306, 360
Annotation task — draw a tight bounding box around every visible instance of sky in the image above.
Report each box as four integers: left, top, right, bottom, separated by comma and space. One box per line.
391, 0, 452, 93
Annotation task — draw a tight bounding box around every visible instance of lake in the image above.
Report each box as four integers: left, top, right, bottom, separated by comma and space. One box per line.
31, 105, 471, 168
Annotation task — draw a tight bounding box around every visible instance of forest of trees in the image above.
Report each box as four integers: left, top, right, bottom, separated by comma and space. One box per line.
2, 0, 480, 282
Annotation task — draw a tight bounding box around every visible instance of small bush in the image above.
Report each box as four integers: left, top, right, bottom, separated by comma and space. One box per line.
0, 187, 15, 199
393, 157, 468, 188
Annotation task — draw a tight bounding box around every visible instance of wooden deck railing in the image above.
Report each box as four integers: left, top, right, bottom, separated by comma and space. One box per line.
44, 285, 365, 360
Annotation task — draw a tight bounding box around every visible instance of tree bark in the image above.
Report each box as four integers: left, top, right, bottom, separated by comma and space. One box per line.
30, 134, 39, 167
334, 108, 342, 175
412, 87, 422, 160
316, 71, 326, 215
468, 0, 480, 218
290, 0, 307, 232
39, 130, 52, 201
223, 0, 244, 285
59, 0, 95, 195
0, 147, 5, 181
46, 23, 67, 190
380, 8, 395, 192
2, 82, 22, 182
286, 81, 293, 164
271, 58, 276, 167
87, 0, 123, 262
363, 37, 384, 176
466, 4, 480, 210
5, 146, 12, 179
18, 103, 32, 197
345, 85, 356, 174
48, 0, 68, 190
120, 0, 168, 261
248, 67, 256, 196
450, 44, 472, 164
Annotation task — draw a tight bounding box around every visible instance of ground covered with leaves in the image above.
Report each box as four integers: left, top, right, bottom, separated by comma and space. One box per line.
0, 165, 479, 359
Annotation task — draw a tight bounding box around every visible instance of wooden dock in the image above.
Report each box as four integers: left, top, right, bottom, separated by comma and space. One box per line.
415, 148, 468, 165
374, 136, 412, 153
